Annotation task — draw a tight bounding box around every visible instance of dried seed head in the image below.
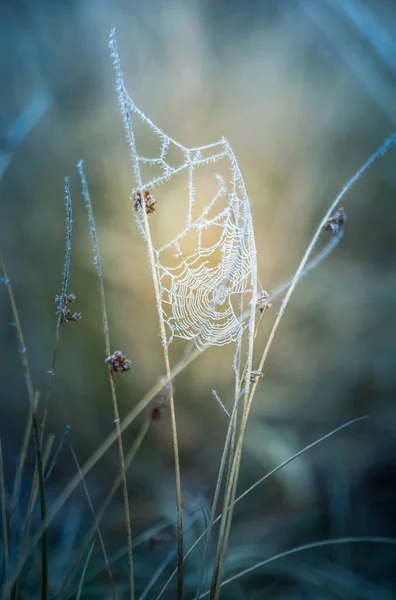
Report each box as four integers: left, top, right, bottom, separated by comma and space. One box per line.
55, 293, 77, 308
256, 289, 272, 313
55, 293, 81, 323
61, 310, 82, 323
324, 207, 347, 234
105, 350, 131, 374
133, 188, 157, 215
132, 189, 142, 211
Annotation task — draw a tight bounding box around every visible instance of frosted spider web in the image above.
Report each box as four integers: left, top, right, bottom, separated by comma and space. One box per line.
110, 33, 258, 352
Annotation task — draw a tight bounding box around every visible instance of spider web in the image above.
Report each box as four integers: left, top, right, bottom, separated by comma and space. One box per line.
111, 34, 257, 352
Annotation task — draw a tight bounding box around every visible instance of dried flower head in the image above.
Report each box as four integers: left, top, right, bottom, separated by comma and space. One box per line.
55, 293, 76, 307
324, 207, 347, 234
256, 289, 272, 312
250, 370, 264, 384
105, 350, 131, 374
62, 311, 82, 323
55, 293, 82, 323
133, 188, 157, 215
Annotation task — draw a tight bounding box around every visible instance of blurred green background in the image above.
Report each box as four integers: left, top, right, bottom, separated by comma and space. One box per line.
1, 0, 396, 597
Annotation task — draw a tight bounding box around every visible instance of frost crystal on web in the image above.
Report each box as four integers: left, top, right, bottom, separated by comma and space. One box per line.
110, 32, 257, 352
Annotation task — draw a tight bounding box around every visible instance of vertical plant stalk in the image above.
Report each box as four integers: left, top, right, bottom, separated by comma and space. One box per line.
208, 299, 269, 598
13, 430, 54, 600
0, 256, 48, 600
209, 167, 258, 600
9, 394, 39, 536
194, 297, 271, 600
109, 30, 184, 599
140, 213, 184, 600
78, 162, 135, 600
31, 409, 48, 600
0, 256, 34, 408
22, 432, 54, 533
41, 177, 73, 438
14, 407, 53, 600
194, 398, 239, 600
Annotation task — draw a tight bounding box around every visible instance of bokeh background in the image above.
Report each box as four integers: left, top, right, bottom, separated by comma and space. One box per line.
1, 0, 396, 597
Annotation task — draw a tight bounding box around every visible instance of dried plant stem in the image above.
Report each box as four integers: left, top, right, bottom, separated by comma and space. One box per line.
0, 256, 49, 600
78, 161, 134, 600
141, 221, 184, 600
23, 431, 54, 529
0, 256, 34, 407
9, 393, 39, 538
195, 339, 246, 600
209, 394, 245, 600
209, 341, 256, 598
31, 410, 48, 600
1, 255, 36, 530
194, 396, 239, 600
109, 30, 184, 599
41, 178, 73, 438
13, 432, 53, 600
14, 394, 52, 600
